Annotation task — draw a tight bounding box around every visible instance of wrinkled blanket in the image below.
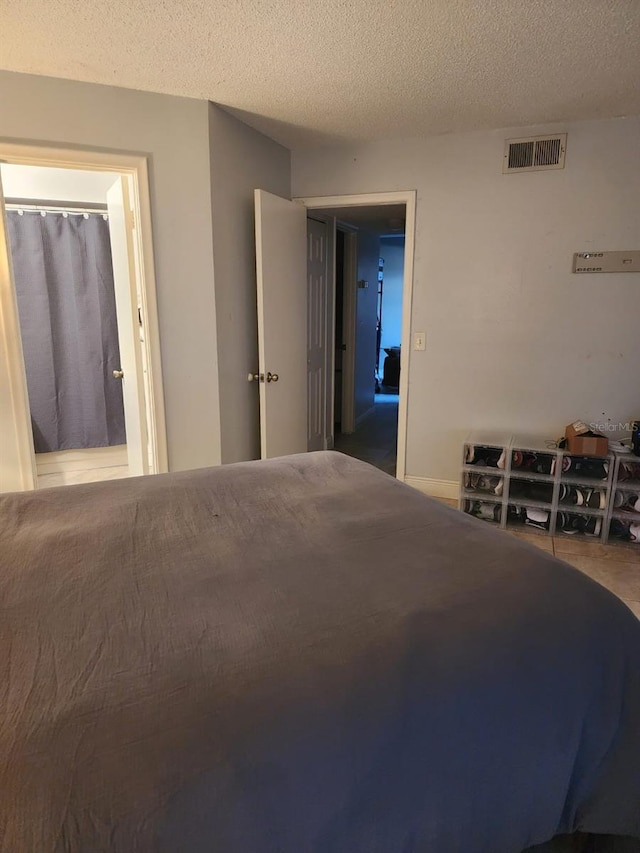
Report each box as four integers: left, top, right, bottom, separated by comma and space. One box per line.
1, 451, 639, 852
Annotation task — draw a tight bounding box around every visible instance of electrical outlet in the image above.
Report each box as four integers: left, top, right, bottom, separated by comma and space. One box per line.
413, 331, 426, 351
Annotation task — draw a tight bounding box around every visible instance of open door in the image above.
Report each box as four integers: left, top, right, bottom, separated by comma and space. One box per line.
0, 171, 36, 492
107, 177, 149, 476
254, 189, 308, 458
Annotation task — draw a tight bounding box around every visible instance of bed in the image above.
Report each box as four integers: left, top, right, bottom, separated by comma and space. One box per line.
1, 451, 639, 852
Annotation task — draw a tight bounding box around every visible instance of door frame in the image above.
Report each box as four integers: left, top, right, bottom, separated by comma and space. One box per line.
0, 176, 35, 490
0, 142, 168, 485
296, 191, 416, 481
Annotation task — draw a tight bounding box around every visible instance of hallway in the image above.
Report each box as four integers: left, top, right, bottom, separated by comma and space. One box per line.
334, 394, 398, 476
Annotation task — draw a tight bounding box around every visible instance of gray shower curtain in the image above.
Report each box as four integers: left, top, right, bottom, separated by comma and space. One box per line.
7, 210, 126, 453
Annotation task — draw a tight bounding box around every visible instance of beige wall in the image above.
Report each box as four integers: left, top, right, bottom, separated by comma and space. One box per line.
5, 72, 636, 485
293, 116, 640, 483
0, 71, 222, 472
208, 104, 291, 463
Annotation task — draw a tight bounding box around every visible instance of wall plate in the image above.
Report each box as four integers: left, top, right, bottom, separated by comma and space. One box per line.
573, 251, 640, 273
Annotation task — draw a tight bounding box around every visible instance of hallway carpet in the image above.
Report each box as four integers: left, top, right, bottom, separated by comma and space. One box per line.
334, 395, 398, 475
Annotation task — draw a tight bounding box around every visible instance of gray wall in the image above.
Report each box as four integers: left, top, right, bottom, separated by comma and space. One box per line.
354, 227, 380, 422
208, 104, 291, 463
293, 116, 640, 484
0, 71, 222, 472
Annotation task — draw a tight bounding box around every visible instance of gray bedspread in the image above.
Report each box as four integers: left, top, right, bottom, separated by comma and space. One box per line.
1, 451, 639, 852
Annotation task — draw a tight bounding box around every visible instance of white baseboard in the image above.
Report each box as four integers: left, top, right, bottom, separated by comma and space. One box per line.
36, 445, 128, 475
404, 475, 459, 501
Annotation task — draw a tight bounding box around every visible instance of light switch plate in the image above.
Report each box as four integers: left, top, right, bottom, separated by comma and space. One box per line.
573, 251, 640, 273
414, 331, 426, 351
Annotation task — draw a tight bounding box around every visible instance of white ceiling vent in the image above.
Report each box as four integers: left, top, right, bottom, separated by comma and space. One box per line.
503, 133, 567, 173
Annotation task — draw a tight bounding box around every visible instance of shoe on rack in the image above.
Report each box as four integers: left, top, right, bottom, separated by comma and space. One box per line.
525, 507, 550, 530
511, 451, 537, 470
618, 461, 640, 483
466, 445, 503, 468
465, 500, 501, 522
559, 513, 601, 536
563, 456, 609, 481
506, 505, 527, 525
558, 484, 585, 506
613, 490, 626, 508
482, 476, 504, 496
532, 454, 555, 475
556, 512, 581, 534
583, 516, 602, 536
612, 491, 640, 512
610, 518, 632, 541
557, 513, 602, 536
478, 475, 503, 496
476, 501, 501, 521
467, 474, 503, 495
584, 488, 607, 510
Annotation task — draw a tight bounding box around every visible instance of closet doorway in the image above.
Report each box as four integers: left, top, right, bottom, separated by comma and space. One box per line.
0, 145, 167, 492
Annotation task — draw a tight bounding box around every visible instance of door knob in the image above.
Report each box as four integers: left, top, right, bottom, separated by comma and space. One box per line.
266, 372, 279, 383
113, 369, 124, 379
248, 372, 264, 382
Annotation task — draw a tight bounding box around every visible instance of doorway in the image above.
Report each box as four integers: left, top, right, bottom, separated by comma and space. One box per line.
302, 197, 411, 479
0, 145, 167, 493
253, 189, 415, 479
301, 193, 415, 478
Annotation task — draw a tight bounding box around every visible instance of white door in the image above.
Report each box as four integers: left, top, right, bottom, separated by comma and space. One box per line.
254, 189, 308, 458
107, 177, 149, 476
307, 217, 328, 451
0, 172, 36, 492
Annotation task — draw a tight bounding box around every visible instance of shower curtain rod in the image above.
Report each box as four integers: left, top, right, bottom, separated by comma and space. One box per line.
5, 198, 108, 215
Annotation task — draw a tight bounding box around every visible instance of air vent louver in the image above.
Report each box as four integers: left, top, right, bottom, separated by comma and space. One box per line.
503, 134, 566, 173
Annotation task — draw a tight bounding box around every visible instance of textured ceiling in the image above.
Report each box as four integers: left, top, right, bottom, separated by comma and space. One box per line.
2, 0, 639, 148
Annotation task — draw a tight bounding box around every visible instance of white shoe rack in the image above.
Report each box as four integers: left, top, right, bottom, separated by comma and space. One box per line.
609, 455, 640, 546
459, 431, 640, 547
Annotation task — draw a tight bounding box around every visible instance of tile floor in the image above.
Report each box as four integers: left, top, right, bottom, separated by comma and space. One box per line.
435, 496, 640, 620
37, 465, 130, 489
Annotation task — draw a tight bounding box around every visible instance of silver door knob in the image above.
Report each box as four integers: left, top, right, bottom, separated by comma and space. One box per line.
248, 372, 264, 382
266, 372, 279, 383
113, 369, 124, 379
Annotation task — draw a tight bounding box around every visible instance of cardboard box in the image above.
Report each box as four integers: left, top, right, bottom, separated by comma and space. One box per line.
565, 421, 609, 457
